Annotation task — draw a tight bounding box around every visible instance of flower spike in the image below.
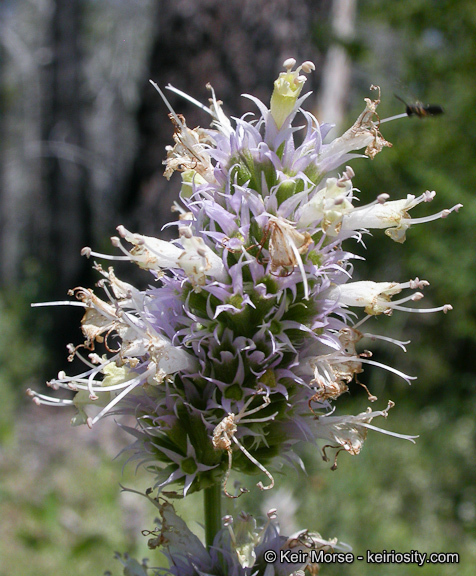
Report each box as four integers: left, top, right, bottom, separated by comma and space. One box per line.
30, 58, 459, 504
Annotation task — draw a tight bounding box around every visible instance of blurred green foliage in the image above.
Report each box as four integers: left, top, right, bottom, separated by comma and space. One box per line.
355, 0, 476, 353
0, 420, 157, 576
350, 0, 476, 410
295, 402, 476, 576
0, 291, 46, 442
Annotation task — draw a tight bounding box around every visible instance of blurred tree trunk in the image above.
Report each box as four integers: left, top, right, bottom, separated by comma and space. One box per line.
40, 0, 91, 292
122, 0, 332, 237
0, 2, 44, 289
38, 0, 91, 353
318, 0, 357, 130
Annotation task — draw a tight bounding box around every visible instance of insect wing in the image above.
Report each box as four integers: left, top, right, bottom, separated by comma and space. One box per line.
394, 94, 444, 118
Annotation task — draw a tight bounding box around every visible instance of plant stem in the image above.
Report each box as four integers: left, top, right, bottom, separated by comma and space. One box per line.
204, 482, 222, 549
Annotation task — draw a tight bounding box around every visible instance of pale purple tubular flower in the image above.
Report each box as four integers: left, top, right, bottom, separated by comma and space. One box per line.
313, 400, 419, 469
340, 189, 463, 242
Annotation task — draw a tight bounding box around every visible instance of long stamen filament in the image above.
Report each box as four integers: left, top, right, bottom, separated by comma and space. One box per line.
231, 435, 275, 491
379, 112, 409, 124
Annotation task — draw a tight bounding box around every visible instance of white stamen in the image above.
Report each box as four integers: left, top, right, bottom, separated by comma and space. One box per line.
165, 84, 213, 116
379, 112, 409, 124
149, 80, 185, 129
359, 357, 416, 385
31, 301, 86, 308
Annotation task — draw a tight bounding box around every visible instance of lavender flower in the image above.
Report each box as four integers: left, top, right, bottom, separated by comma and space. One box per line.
29, 58, 462, 502
114, 498, 350, 576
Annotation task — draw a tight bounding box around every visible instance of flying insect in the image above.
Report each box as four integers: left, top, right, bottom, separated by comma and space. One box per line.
394, 94, 444, 118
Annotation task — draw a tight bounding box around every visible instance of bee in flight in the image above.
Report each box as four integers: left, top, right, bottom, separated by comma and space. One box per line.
395, 94, 444, 118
